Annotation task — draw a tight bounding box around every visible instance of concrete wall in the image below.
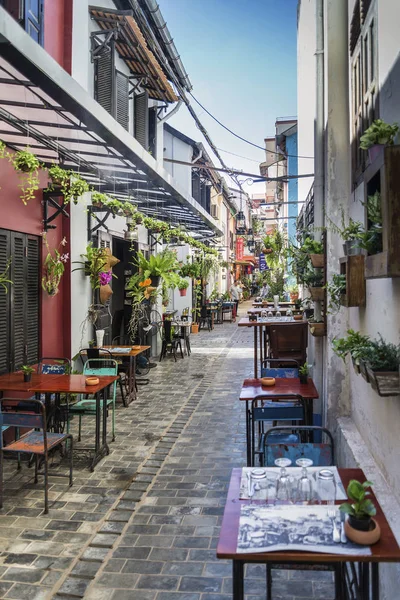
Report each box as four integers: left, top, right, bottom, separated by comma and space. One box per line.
163, 129, 193, 194
286, 131, 298, 241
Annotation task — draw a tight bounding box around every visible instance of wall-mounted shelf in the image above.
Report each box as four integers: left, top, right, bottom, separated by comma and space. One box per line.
339, 255, 366, 307
364, 145, 400, 279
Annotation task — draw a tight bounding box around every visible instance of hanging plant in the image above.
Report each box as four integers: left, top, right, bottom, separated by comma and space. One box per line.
72, 243, 108, 290
10, 148, 41, 205
41, 233, 69, 296
48, 165, 71, 187
68, 176, 90, 205
91, 192, 108, 208
0, 258, 12, 293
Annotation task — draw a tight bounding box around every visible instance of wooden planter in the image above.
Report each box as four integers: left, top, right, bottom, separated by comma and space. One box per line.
340, 256, 366, 307
365, 365, 400, 397
359, 360, 370, 383
309, 253, 324, 268
352, 356, 361, 375
309, 287, 325, 301
309, 322, 326, 337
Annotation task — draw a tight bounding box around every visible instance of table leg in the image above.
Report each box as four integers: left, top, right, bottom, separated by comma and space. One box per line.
254, 327, 258, 378
124, 355, 137, 405
371, 563, 379, 600
246, 400, 251, 467
232, 561, 244, 600
90, 388, 110, 471
359, 562, 370, 599
259, 326, 263, 372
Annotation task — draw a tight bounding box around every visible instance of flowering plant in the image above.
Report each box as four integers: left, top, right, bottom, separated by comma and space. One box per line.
139, 278, 152, 288
99, 270, 112, 286
42, 233, 68, 296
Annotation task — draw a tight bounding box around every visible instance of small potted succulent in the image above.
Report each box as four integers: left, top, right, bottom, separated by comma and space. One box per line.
178, 278, 189, 297
299, 363, 309, 384
340, 479, 380, 545
22, 365, 35, 383
360, 119, 399, 163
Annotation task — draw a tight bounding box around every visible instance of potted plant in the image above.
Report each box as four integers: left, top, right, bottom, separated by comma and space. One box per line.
178, 278, 189, 297
288, 284, 299, 303
326, 209, 366, 256
340, 480, 380, 545
67, 175, 90, 205
308, 320, 326, 337
72, 243, 108, 290
301, 238, 324, 268
325, 274, 346, 314
304, 270, 324, 301
91, 192, 108, 208
22, 365, 35, 383
10, 148, 41, 205
332, 329, 372, 375
362, 335, 400, 396
360, 119, 399, 162
41, 233, 69, 296
133, 249, 180, 289
299, 363, 309, 384
48, 164, 71, 188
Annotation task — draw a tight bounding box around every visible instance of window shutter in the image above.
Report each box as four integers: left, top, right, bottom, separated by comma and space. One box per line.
94, 46, 115, 116
134, 91, 149, 149
116, 71, 129, 131
5, 0, 24, 20
26, 236, 40, 365
0, 230, 10, 374
148, 107, 157, 158
25, 0, 43, 44
10, 233, 25, 371
192, 172, 201, 204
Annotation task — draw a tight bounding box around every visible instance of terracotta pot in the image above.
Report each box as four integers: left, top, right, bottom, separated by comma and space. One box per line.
191, 323, 199, 334
309, 287, 325, 301
100, 284, 113, 304
309, 253, 324, 268
293, 315, 303, 321
179, 288, 187, 297
344, 518, 381, 545
289, 292, 299, 302
264, 248, 273, 254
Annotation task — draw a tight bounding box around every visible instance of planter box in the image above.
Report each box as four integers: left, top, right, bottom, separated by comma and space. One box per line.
309, 287, 325, 301
340, 255, 366, 307
352, 356, 361, 375
309, 253, 324, 268
309, 322, 326, 337
366, 365, 400, 397
359, 360, 370, 383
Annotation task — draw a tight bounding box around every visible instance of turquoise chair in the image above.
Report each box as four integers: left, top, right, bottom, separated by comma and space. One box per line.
261, 358, 299, 378
69, 359, 117, 442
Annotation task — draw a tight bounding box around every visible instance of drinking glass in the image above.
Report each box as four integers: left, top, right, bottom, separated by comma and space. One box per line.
295, 458, 313, 503
276, 310, 282, 319
261, 310, 268, 322
275, 458, 292, 502
287, 308, 293, 318
267, 310, 273, 319
317, 469, 336, 505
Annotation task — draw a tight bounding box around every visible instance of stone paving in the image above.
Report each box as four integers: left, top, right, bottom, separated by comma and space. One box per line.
0, 303, 334, 599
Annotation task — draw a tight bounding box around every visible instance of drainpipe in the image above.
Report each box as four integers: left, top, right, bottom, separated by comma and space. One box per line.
191, 148, 203, 163
312, 0, 325, 424
158, 99, 183, 124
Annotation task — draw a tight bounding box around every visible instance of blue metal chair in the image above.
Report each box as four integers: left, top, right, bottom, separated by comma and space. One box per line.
0, 398, 73, 514
261, 358, 299, 378
251, 394, 305, 467
263, 425, 335, 466
69, 359, 117, 442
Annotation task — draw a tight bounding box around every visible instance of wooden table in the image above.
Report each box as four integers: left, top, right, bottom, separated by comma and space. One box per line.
237, 318, 308, 378
253, 301, 296, 307
0, 373, 118, 470
240, 378, 319, 466
247, 308, 293, 315
93, 345, 150, 404
217, 468, 400, 600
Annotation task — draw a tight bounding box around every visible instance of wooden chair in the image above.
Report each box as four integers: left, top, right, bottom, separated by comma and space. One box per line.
268, 322, 308, 366
69, 358, 118, 442
0, 398, 73, 514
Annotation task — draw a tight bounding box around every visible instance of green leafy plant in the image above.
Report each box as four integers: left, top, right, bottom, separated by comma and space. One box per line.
68, 176, 90, 205
133, 248, 180, 288
21, 365, 35, 375
363, 334, 400, 372
178, 278, 189, 290
0, 258, 12, 293
301, 238, 324, 254
332, 329, 371, 362
179, 259, 200, 279
10, 149, 41, 205
72, 243, 108, 290
340, 480, 376, 520
91, 192, 109, 207
325, 274, 346, 314
41, 233, 69, 296
299, 363, 309, 376
359, 191, 383, 255
360, 119, 399, 150
47, 165, 72, 189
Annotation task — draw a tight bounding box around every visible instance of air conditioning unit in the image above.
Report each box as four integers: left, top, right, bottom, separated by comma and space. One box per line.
211, 204, 219, 219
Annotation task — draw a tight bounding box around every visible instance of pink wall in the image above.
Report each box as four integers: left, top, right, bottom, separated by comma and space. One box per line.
44, 0, 66, 68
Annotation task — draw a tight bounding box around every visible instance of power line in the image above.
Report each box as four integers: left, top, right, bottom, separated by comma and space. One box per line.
216, 148, 262, 163
189, 92, 314, 160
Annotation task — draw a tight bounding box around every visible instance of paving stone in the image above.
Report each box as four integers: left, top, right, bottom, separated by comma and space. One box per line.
136, 574, 179, 590
81, 547, 109, 562
121, 559, 164, 574
3, 553, 38, 565
57, 577, 90, 597
96, 572, 140, 588
90, 533, 119, 548
2, 567, 45, 583
4, 583, 49, 599
179, 576, 222, 593
99, 521, 125, 534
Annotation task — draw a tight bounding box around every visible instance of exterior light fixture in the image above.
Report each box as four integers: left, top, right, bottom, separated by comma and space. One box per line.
235, 210, 247, 235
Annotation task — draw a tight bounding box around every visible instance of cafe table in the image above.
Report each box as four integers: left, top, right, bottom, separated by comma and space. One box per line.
237, 317, 308, 378
0, 373, 118, 470
217, 467, 400, 600
174, 321, 192, 356
252, 301, 296, 307
240, 378, 319, 466
92, 345, 150, 404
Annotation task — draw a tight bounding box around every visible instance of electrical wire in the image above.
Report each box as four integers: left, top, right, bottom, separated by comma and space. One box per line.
216, 147, 262, 163
189, 92, 314, 160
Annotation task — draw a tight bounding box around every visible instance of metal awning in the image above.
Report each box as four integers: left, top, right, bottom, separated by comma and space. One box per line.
0, 8, 222, 237
89, 6, 177, 103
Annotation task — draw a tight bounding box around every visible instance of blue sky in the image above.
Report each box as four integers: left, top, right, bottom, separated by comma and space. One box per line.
159, 0, 298, 192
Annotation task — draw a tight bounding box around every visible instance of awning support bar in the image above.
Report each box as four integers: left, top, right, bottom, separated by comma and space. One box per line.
43, 190, 69, 231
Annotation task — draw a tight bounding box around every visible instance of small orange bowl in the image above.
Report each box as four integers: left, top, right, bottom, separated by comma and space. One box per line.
132, 345, 141, 350
293, 315, 303, 321
260, 377, 276, 387
85, 376, 99, 386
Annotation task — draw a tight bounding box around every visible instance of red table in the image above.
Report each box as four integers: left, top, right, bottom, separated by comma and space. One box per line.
240, 378, 319, 466
237, 317, 308, 378
0, 373, 118, 470
217, 468, 400, 599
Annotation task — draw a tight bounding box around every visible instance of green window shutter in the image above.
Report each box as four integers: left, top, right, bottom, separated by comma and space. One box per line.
134, 91, 149, 149
94, 46, 115, 116
116, 70, 129, 131
0, 230, 10, 374
148, 107, 157, 158
10, 232, 25, 371
26, 236, 40, 365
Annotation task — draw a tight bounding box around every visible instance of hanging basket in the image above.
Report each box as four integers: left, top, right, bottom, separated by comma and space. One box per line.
100, 284, 113, 304
309, 253, 324, 268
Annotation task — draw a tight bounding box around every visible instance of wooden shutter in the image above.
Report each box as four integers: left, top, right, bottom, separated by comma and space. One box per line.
134, 91, 149, 149
25, 0, 43, 44
148, 107, 157, 158
0, 230, 10, 374
10, 232, 25, 371
94, 46, 115, 116
26, 236, 40, 365
116, 71, 129, 131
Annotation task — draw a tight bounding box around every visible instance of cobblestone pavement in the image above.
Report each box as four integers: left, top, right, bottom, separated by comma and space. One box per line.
0, 303, 334, 599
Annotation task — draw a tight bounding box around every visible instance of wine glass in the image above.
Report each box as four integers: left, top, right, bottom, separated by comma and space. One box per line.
295, 458, 313, 503
287, 308, 293, 318
275, 458, 292, 502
